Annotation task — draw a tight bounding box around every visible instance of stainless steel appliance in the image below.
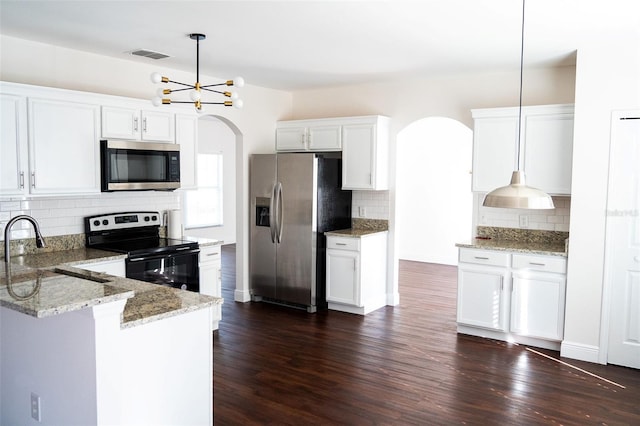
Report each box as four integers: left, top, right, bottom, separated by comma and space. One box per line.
100, 140, 181, 191
250, 153, 352, 312
85, 211, 200, 292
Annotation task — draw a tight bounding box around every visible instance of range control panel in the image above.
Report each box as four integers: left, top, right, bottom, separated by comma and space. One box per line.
85, 211, 161, 232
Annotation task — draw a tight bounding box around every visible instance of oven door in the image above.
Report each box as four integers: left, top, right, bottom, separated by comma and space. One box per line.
126, 248, 200, 292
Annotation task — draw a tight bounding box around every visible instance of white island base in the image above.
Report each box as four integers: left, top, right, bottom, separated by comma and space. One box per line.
1, 301, 213, 426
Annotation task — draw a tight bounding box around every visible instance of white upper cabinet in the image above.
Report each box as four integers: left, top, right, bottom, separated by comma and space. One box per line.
471, 104, 574, 195
0, 93, 28, 196
102, 106, 174, 142
28, 98, 101, 195
341, 116, 389, 190
276, 120, 341, 151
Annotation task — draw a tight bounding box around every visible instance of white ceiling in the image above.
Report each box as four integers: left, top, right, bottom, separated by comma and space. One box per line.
1, 0, 639, 91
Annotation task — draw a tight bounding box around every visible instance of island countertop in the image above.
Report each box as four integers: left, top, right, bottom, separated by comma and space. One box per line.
1, 248, 223, 328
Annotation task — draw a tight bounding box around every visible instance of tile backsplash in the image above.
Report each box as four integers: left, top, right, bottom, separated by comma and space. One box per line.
351, 190, 389, 220
0, 192, 180, 241
475, 195, 570, 232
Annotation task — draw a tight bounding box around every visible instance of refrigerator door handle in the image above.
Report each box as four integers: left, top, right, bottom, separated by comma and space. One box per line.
269, 183, 277, 243
276, 181, 284, 243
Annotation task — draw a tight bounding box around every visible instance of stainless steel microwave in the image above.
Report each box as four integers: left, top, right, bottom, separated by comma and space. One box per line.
100, 140, 181, 191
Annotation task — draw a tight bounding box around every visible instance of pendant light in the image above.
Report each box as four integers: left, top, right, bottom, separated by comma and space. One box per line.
482, 0, 554, 209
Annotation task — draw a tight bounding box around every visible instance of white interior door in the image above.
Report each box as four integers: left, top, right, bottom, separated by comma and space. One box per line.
605, 111, 640, 369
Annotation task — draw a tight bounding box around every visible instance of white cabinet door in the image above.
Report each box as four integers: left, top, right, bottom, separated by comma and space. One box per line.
141, 110, 174, 142
471, 104, 574, 195
308, 125, 341, 150
275, 126, 306, 151
176, 114, 198, 189
0, 94, 28, 196
457, 263, 509, 331
342, 117, 389, 190
522, 112, 574, 194
326, 248, 360, 306
199, 245, 221, 297
199, 245, 222, 329
510, 271, 566, 340
28, 98, 101, 195
342, 123, 377, 190
101, 106, 140, 139
101, 107, 174, 142
471, 115, 519, 193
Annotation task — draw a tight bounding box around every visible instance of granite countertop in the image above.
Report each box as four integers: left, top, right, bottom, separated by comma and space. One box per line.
325, 228, 388, 238
1, 248, 223, 328
456, 238, 567, 257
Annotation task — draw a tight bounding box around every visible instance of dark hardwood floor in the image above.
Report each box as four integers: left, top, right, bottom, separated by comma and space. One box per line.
214, 244, 640, 425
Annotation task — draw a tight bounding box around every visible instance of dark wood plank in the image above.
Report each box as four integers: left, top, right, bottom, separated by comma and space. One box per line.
215, 245, 640, 425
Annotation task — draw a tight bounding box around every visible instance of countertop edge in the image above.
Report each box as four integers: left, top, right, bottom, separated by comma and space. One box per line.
455, 242, 567, 257
325, 229, 389, 238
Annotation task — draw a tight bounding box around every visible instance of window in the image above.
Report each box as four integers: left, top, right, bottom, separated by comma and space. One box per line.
184, 153, 223, 228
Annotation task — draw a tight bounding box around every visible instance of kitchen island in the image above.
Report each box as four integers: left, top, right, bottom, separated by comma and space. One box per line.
1, 249, 222, 426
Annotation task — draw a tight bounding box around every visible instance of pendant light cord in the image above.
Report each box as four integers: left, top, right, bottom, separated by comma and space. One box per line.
517, 0, 526, 170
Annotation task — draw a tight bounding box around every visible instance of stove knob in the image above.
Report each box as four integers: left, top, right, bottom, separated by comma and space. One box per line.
151, 215, 158, 221
102, 219, 109, 226
144, 216, 150, 222
93, 220, 100, 227
181, 284, 187, 290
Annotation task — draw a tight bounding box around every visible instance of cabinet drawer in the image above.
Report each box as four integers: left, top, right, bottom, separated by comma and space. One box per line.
199, 245, 221, 264
512, 254, 566, 273
327, 237, 360, 251
459, 248, 510, 267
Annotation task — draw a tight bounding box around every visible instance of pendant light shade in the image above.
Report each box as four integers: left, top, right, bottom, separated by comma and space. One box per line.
481, 0, 555, 210
482, 171, 554, 209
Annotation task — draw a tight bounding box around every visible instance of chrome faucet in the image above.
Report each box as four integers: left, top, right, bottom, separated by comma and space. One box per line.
4, 215, 46, 263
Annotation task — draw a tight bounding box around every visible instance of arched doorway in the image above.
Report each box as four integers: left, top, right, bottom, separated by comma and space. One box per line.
191, 114, 246, 302
396, 117, 472, 266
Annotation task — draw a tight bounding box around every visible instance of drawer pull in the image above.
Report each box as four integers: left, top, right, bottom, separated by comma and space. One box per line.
529, 262, 546, 266
335, 243, 348, 246
474, 256, 489, 260
206, 253, 219, 257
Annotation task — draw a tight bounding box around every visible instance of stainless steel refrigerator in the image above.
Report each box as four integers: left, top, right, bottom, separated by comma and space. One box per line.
250, 153, 352, 312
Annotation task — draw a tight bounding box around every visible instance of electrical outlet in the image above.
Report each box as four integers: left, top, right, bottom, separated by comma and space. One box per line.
31, 392, 41, 422
358, 206, 366, 217
519, 214, 529, 228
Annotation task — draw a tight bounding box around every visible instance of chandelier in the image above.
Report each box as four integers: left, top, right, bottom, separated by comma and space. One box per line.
150, 33, 244, 112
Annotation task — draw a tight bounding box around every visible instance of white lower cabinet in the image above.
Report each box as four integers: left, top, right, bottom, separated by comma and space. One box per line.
326, 231, 387, 315
510, 254, 567, 341
199, 244, 222, 329
457, 263, 510, 332
457, 248, 567, 350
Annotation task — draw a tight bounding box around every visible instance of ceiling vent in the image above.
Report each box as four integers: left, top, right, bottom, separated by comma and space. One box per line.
130, 49, 170, 60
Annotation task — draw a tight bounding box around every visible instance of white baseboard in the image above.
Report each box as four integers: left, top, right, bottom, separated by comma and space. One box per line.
560, 341, 602, 364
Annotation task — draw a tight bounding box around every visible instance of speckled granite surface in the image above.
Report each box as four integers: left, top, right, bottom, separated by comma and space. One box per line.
456, 226, 569, 257
325, 219, 389, 238
1, 248, 222, 328
0, 233, 86, 258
